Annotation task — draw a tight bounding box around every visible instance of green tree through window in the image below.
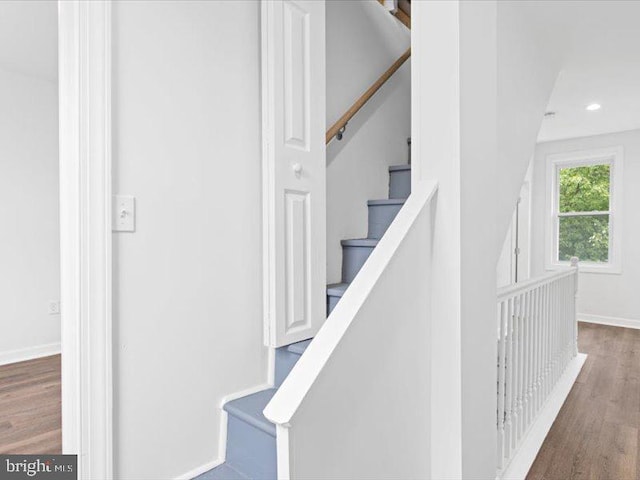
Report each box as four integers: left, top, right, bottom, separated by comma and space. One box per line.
557, 164, 610, 263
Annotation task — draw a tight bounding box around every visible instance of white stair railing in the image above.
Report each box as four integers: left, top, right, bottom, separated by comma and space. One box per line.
496, 258, 579, 472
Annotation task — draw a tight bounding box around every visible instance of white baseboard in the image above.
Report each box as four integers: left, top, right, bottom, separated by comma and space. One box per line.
173, 383, 274, 480
217, 382, 273, 461
174, 458, 223, 480
500, 353, 587, 480
0, 342, 61, 366
579, 313, 640, 330
219, 382, 273, 409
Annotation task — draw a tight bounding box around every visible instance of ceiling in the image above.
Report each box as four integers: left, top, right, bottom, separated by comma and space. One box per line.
536, 1, 640, 142
0, 1, 57, 81
0, 0, 636, 140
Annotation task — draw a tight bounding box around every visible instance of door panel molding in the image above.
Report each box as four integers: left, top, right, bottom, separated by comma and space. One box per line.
262, 0, 326, 347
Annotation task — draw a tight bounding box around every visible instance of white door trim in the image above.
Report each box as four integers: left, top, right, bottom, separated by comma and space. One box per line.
59, 1, 113, 478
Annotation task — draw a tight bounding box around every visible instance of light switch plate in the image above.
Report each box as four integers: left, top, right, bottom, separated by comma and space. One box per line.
113, 195, 136, 232
49, 301, 61, 315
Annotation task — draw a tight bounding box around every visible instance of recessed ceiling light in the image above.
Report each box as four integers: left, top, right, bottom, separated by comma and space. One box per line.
586, 103, 601, 111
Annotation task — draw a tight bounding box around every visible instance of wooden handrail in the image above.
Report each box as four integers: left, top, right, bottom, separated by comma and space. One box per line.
325, 48, 411, 144
394, 8, 410, 29
378, 0, 411, 29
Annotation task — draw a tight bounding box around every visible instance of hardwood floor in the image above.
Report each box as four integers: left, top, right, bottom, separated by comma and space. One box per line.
0, 354, 61, 454
1, 325, 635, 470
528, 322, 640, 480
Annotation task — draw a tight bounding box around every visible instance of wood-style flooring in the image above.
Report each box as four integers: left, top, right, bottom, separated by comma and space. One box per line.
0, 354, 61, 454
1, 324, 637, 472
528, 322, 640, 480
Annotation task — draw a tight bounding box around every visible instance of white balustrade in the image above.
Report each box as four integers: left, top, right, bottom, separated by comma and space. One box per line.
496, 258, 579, 472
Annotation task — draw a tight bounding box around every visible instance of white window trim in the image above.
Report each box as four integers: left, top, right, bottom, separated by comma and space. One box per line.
545, 146, 624, 275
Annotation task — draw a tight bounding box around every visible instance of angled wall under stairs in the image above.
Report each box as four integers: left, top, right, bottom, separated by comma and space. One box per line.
198, 163, 411, 480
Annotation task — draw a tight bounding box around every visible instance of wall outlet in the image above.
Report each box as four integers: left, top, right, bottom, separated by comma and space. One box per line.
48, 301, 61, 315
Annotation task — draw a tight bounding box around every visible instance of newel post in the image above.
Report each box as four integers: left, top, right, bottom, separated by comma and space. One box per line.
570, 257, 579, 356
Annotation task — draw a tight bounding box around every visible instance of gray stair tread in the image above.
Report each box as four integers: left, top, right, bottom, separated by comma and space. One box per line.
327, 282, 349, 297
287, 339, 312, 356
367, 198, 406, 206
341, 238, 379, 247
223, 389, 277, 438
196, 463, 248, 480
389, 164, 411, 172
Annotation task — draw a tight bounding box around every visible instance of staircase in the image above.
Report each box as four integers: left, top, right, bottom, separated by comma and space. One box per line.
198, 162, 411, 480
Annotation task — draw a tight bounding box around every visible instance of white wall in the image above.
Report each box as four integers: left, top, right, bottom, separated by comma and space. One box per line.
111, 1, 268, 478
531, 129, 640, 325
0, 67, 60, 362
414, 2, 563, 478
459, 3, 500, 477
497, 164, 533, 288
413, 2, 498, 477
497, 209, 517, 288
326, 1, 410, 284
496, 1, 561, 252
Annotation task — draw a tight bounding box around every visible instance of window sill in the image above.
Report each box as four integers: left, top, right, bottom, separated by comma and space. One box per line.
546, 262, 622, 275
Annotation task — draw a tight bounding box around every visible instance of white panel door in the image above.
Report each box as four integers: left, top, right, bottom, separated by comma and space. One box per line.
262, 0, 326, 347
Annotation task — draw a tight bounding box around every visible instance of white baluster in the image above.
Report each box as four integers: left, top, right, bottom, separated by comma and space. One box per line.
505, 297, 514, 457
497, 300, 507, 469
551, 279, 556, 385
496, 265, 580, 471
525, 291, 534, 430
556, 279, 561, 378
564, 278, 568, 364
513, 294, 521, 446
563, 278, 568, 368
522, 291, 529, 432
531, 287, 540, 418
567, 277, 572, 362
523, 291, 529, 435
560, 278, 565, 367
562, 277, 573, 366
544, 282, 551, 399
536, 285, 543, 413
531, 288, 537, 423
517, 293, 525, 442
551, 279, 557, 385
558, 278, 564, 373
573, 260, 579, 356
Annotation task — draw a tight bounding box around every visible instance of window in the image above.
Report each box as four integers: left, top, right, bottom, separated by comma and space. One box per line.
546, 147, 623, 274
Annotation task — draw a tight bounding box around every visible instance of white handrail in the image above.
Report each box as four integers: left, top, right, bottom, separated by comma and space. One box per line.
496, 258, 579, 474
264, 180, 438, 478
497, 261, 577, 301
